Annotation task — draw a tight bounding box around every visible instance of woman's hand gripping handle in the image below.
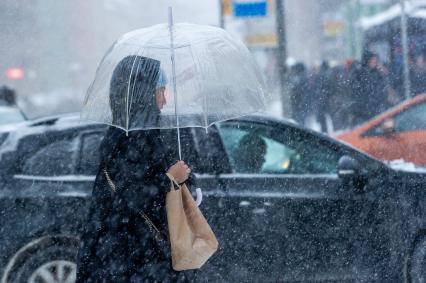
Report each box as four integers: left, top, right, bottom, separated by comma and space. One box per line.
167, 160, 191, 184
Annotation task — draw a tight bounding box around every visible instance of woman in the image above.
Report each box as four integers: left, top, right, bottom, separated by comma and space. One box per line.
76, 55, 193, 282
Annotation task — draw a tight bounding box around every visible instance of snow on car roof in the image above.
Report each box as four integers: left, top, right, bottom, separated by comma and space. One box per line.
0, 113, 91, 161
387, 159, 426, 173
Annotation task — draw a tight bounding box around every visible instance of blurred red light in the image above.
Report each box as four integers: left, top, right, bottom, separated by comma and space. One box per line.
5, 68, 25, 80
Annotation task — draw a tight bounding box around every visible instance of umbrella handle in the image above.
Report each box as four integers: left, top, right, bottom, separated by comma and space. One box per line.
195, 188, 203, 206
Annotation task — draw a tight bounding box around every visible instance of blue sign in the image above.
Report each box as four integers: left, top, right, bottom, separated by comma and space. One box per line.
233, 0, 267, 17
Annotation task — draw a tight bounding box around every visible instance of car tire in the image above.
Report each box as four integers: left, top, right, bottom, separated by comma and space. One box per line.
2, 236, 79, 283
408, 236, 426, 283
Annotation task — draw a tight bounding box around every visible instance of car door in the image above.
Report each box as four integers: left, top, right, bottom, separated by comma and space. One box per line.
160, 127, 233, 281
358, 127, 406, 162
215, 120, 388, 282
9, 131, 94, 234
4, 127, 108, 240
393, 101, 426, 165
0, 133, 80, 275
360, 101, 426, 165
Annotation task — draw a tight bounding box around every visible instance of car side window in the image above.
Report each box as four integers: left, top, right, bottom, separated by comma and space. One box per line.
395, 102, 426, 132
191, 127, 232, 174
77, 132, 104, 175
159, 128, 202, 172
365, 123, 385, 136
218, 122, 339, 174
22, 139, 77, 176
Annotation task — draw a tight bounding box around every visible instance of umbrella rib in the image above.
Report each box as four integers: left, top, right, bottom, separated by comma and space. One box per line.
192, 45, 209, 129
169, 7, 182, 160
126, 55, 139, 134
128, 55, 144, 128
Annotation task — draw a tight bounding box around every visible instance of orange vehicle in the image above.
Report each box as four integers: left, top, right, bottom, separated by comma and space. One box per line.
337, 93, 426, 165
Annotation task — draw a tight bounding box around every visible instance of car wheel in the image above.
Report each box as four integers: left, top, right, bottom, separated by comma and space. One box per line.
2, 236, 79, 283
29, 261, 76, 283
409, 236, 426, 283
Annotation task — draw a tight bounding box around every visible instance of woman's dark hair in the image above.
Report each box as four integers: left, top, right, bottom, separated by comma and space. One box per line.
110, 55, 161, 129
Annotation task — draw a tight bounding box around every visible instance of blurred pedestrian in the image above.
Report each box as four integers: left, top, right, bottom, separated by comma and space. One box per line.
326, 62, 354, 131
410, 51, 426, 96
289, 62, 310, 125
349, 51, 390, 125
233, 133, 267, 173
0, 85, 17, 106
313, 61, 333, 132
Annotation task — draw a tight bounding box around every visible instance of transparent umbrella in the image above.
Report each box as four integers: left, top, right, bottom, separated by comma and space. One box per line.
81, 9, 268, 159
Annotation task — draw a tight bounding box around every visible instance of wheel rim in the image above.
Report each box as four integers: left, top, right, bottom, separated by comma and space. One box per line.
28, 260, 76, 283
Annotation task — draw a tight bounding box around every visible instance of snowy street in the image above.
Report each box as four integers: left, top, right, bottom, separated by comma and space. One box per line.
1, 1, 426, 282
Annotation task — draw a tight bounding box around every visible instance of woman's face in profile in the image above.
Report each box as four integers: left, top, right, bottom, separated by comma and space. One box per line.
155, 87, 166, 110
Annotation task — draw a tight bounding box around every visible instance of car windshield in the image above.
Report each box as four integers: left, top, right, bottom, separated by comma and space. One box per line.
0, 106, 25, 125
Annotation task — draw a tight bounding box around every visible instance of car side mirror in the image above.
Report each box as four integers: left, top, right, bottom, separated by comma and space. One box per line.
338, 155, 366, 192
338, 155, 360, 178
380, 118, 396, 136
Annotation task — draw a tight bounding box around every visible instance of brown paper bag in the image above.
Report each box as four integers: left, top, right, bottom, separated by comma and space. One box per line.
166, 180, 219, 271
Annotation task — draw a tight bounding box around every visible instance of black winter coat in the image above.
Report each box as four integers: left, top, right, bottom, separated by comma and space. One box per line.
411, 66, 426, 96
350, 66, 389, 123
289, 73, 310, 124
76, 127, 192, 282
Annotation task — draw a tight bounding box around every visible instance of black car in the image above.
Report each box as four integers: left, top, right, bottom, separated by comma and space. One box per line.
0, 114, 426, 282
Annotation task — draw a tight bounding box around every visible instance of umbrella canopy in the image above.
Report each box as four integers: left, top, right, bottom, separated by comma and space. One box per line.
81, 23, 268, 132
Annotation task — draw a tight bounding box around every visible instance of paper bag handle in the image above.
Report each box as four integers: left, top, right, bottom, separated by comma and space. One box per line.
165, 172, 181, 190
165, 173, 203, 206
